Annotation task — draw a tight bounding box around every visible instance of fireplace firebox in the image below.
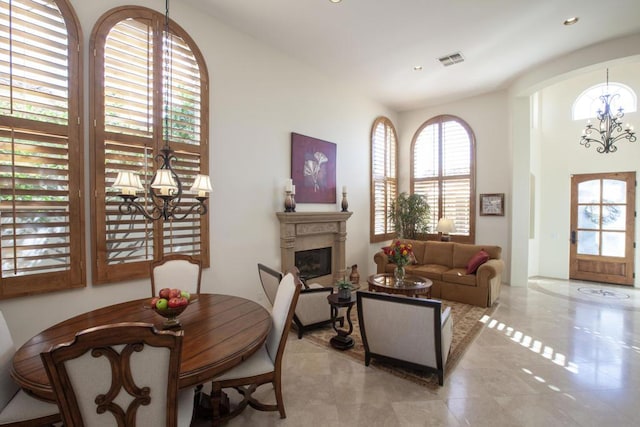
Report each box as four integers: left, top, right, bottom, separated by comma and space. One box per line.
295, 247, 332, 281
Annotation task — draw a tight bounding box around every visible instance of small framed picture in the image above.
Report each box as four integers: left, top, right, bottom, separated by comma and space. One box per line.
479, 193, 505, 216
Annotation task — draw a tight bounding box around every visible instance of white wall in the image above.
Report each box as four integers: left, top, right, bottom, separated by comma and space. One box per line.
397, 91, 512, 283
0, 0, 394, 346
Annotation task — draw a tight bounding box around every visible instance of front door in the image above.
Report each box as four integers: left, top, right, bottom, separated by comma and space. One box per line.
570, 172, 635, 285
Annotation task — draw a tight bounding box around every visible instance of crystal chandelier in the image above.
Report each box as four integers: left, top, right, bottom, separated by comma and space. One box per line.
113, 0, 212, 220
579, 69, 636, 153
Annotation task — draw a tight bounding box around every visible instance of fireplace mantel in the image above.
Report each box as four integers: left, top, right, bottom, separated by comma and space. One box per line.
276, 211, 352, 286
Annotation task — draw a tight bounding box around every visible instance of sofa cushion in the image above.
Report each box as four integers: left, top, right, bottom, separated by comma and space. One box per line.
466, 249, 490, 274
423, 241, 453, 267
410, 264, 449, 282
442, 268, 477, 286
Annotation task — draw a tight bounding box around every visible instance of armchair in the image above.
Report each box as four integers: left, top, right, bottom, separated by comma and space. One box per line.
357, 291, 453, 385
258, 264, 342, 339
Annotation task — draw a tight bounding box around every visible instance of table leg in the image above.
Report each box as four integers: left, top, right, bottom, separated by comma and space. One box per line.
330, 303, 354, 350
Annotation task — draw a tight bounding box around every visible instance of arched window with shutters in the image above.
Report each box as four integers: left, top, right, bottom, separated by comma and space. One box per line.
411, 115, 476, 243
370, 117, 398, 242
90, 6, 210, 284
0, 0, 84, 298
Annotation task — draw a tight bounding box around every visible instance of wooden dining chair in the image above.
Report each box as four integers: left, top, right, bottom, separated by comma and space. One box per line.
209, 272, 301, 425
40, 322, 195, 426
0, 310, 60, 427
150, 254, 202, 296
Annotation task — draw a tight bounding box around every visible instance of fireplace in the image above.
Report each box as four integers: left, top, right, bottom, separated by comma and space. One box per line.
276, 211, 352, 286
295, 247, 332, 280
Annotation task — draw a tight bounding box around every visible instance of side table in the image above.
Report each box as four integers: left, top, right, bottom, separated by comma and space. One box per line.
327, 293, 356, 350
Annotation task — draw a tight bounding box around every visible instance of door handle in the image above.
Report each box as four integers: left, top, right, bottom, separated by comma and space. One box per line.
571, 231, 576, 244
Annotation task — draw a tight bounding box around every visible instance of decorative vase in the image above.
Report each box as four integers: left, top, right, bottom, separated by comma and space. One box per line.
394, 265, 406, 283
338, 288, 351, 300
349, 264, 360, 285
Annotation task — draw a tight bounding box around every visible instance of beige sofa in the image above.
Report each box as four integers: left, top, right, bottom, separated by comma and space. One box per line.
373, 240, 504, 307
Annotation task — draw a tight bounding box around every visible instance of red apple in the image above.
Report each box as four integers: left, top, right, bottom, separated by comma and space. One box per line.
168, 297, 182, 308
150, 297, 159, 307
176, 296, 188, 307
168, 288, 181, 299
158, 288, 171, 299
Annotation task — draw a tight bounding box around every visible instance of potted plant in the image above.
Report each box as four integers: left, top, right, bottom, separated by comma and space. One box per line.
389, 192, 430, 239
336, 279, 353, 300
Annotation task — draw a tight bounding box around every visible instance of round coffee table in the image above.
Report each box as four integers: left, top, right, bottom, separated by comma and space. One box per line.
367, 273, 433, 298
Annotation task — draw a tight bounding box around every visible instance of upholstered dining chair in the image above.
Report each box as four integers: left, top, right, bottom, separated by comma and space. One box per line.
258, 263, 342, 338
208, 272, 301, 425
40, 322, 195, 426
150, 254, 202, 296
0, 310, 60, 427
357, 291, 453, 385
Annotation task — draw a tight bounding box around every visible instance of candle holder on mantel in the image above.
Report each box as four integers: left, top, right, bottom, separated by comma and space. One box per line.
284, 190, 294, 212
291, 189, 296, 212
341, 191, 348, 212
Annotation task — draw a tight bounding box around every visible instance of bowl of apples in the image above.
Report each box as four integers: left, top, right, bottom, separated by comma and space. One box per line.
146, 288, 196, 329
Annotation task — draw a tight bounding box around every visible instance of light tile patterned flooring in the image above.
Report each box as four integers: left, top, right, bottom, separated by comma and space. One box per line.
209, 279, 640, 426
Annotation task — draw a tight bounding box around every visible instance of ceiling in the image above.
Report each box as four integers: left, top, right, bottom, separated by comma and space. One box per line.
181, 0, 640, 112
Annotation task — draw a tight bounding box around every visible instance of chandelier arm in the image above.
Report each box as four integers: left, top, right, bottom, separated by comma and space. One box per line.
165, 200, 208, 221
117, 196, 164, 221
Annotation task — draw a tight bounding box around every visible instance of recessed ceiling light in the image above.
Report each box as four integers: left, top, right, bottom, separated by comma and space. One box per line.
329, 0, 342, 3
413, 65, 423, 71
564, 17, 579, 25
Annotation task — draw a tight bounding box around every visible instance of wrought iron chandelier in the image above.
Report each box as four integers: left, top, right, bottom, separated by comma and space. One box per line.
113, 0, 212, 220
579, 69, 636, 154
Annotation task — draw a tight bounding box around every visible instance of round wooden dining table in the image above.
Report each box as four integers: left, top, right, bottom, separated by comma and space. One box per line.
10, 293, 271, 402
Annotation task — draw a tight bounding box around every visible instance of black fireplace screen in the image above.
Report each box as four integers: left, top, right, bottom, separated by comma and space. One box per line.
295, 247, 332, 280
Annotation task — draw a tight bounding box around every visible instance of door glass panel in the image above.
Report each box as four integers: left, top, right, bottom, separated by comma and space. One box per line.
577, 231, 599, 255
602, 179, 626, 203
602, 232, 625, 257
602, 205, 625, 231
578, 205, 600, 229
578, 180, 600, 203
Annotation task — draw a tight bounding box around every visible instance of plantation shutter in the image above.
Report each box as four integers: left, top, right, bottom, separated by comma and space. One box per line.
91, 7, 209, 284
0, 0, 84, 298
370, 117, 397, 242
411, 115, 475, 242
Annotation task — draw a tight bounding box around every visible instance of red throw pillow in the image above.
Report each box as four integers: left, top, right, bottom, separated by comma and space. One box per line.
466, 249, 489, 274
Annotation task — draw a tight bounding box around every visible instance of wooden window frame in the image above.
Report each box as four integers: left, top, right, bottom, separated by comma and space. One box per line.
0, 0, 85, 299
370, 116, 398, 243
410, 114, 476, 243
89, 6, 210, 284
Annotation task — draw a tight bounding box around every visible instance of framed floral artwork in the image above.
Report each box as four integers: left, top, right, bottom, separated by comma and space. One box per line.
479, 193, 505, 216
291, 133, 336, 203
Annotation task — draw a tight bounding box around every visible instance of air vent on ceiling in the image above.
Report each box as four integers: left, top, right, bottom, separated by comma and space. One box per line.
438, 52, 464, 67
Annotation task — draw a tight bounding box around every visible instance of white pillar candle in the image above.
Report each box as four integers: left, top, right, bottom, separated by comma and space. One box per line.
342, 185, 347, 193
286, 179, 293, 192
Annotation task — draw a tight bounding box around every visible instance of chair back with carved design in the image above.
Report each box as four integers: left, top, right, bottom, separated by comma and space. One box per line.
41, 322, 183, 427
151, 254, 202, 297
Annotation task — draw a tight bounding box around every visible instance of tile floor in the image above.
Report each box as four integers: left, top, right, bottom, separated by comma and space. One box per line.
204, 279, 640, 426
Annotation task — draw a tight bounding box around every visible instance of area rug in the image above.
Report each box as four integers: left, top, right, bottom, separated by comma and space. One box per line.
302, 299, 498, 388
